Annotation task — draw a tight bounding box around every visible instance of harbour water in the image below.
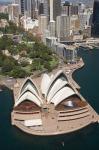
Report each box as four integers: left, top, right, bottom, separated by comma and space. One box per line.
0, 49, 99, 150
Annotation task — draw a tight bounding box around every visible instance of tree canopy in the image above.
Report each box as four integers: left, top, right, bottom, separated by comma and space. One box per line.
0, 21, 59, 78
0, 13, 9, 20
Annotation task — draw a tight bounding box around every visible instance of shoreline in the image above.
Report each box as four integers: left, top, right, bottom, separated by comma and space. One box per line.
67, 58, 84, 90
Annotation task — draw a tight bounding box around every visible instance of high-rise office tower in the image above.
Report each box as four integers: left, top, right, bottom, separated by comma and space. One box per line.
39, 2, 44, 15
62, 1, 78, 16
56, 15, 71, 41
49, 0, 55, 37
43, 0, 49, 17
8, 4, 19, 25
38, 0, 61, 20
14, 0, 35, 18
31, 0, 36, 18
38, 0, 49, 17
14, 0, 21, 14
71, 5, 78, 15
20, 0, 24, 15
78, 3, 85, 14
53, 0, 61, 20
91, 0, 99, 37
61, 1, 71, 16
50, 0, 53, 21
39, 14, 48, 34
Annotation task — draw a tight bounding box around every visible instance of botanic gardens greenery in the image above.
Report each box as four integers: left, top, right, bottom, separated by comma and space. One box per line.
0, 52, 29, 78
0, 17, 59, 78
0, 13, 8, 20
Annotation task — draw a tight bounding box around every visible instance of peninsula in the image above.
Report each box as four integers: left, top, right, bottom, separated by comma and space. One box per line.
11, 67, 99, 136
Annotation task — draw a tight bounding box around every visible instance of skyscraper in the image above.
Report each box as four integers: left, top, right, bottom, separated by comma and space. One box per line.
39, 2, 44, 15
53, 0, 61, 20
61, 1, 78, 16
38, 0, 49, 16
15, 0, 35, 18
8, 4, 19, 25
38, 14, 48, 34
20, 0, 24, 15
91, 0, 99, 37
56, 15, 71, 41
61, 1, 72, 16
50, 0, 53, 21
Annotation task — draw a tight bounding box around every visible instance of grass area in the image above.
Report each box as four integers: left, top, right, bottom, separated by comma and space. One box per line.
49, 56, 59, 69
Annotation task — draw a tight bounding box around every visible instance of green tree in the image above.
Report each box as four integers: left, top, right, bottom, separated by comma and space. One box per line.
10, 67, 27, 78
0, 13, 9, 20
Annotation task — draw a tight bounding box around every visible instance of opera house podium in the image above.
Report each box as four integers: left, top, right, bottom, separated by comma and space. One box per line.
11, 71, 99, 136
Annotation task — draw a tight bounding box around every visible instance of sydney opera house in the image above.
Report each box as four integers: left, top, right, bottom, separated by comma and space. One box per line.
11, 71, 98, 136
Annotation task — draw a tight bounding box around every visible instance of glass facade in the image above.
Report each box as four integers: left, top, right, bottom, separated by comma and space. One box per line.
91, 0, 99, 37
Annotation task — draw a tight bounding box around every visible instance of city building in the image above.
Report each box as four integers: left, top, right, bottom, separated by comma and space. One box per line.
11, 70, 98, 136
15, 0, 36, 18
48, 20, 55, 37
38, 14, 48, 35
56, 43, 77, 63
38, 2, 44, 15
73, 34, 83, 41
0, 19, 9, 28
8, 4, 19, 25
79, 12, 89, 30
0, 5, 8, 13
53, 0, 61, 20
20, 17, 38, 31
63, 45, 77, 63
70, 15, 80, 33
46, 36, 57, 49
83, 26, 91, 38
78, 3, 85, 14
56, 15, 71, 42
61, 1, 72, 16
62, 1, 78, 16
38, 0, 61, 21
91, 0, 99, 37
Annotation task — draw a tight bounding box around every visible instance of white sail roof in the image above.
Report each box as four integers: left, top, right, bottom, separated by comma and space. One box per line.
20, 77, 39, 95
50, 86, 75, 106
45, 70, 68, 98
14, 71, 79, 108
41, 74, 51, 96
15, 91, 41, 107
21, 82, 39, 98
47, 79, 68, 103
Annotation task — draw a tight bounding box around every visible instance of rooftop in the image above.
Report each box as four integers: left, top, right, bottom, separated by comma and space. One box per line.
11, 70, 99, 136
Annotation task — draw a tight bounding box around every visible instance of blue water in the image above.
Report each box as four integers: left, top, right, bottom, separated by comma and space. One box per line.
0, 49, 99, 150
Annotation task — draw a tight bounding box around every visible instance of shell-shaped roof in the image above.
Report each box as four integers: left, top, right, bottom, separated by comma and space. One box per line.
15, 91, 41, 107
20, 77, 39, 95
45, 70, 68, 98
15, 78, 42, 107
41, 74, 51, 96
50, 86, 75, 106
15, 71, 81, 108
47, 79, 68, 103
